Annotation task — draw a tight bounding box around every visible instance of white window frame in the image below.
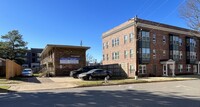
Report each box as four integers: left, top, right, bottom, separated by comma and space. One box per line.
124, 50, 128, 59
103, 43, 106, 49
163, 35, 166, 44
180, 51, 182, 59
153, 33, 156, 43
129, 33, 133, 42
124, 35, 128, 44
178, 64, 183, 72
112, 39, 114, 47
163, 50, 166, 56
153, 49, 156, 59
139, 65, 146, 74
130, 49, 133, 58
179, 38, 182, 46
187, 64, 191, 72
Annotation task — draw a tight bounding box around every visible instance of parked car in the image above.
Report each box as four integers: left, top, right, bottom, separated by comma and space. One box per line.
21, 68, 33, 77
78, 69, 112, 80
70, 66, 97, 78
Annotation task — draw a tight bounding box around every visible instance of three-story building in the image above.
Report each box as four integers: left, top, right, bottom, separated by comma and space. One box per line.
102, 17, 200, 77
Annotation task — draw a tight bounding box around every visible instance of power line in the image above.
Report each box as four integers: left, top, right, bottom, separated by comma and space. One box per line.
147, 0, 186, 33
145, 0, 169, 19
138, 0, 158, 18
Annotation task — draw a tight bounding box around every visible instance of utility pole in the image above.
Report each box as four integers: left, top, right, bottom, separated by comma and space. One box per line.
80, 40, 83, 46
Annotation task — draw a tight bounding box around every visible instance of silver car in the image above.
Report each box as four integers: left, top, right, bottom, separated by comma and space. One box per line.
21, 68, 33, 77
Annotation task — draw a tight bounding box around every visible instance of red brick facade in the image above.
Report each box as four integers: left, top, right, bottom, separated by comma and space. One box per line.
41, 45, 90, 76
102, 18, 200, 77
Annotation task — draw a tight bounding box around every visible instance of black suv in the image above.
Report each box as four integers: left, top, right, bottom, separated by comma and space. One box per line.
70, 66, 97, 78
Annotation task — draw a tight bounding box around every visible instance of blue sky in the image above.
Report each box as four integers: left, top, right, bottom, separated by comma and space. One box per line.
0, 0, 187, 62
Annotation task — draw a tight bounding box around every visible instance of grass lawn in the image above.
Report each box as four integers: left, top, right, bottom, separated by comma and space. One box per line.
75, 79, 148, 87
0, 86, 10, 93
0, 78, 7, 84
33, 73, 40, 77
75, 75, 200, 87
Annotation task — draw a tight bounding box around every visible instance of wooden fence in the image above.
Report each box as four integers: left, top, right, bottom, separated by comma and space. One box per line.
6, 59, 22, 79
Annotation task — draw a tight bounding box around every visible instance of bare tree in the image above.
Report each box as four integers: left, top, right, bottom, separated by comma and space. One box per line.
179, 0, 200, 31
86, 53, 94, 66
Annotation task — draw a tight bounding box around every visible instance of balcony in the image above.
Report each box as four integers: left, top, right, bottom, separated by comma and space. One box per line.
41, 57, 53, 64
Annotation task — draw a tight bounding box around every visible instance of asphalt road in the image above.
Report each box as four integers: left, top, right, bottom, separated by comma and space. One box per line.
0, 80, 200, 107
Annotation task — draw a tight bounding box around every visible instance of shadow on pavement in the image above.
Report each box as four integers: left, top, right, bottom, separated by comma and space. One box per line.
0, 89, 199, 107
10, 76, 41, 83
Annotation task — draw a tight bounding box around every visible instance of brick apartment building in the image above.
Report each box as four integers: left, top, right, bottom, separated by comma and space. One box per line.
22, 48, 43, 72
40, 44, 90, 76
102, 16, 200, 77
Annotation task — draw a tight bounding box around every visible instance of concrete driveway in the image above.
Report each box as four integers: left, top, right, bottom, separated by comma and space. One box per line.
9, 77, 81, 91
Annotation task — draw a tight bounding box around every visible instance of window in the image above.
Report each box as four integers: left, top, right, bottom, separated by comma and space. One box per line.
163, 35, 166, 43
153, 33, 156, 43
116, 38, 119, 46
129, 33, 133, 42
180, 51, 182, 59
106, 42, 109, 49
116, 52, 119, 59
163, 50, 166, 56
186, 37, 197, 64
103, 43, 106, 49
187, 64, 191, 72
130, 49, 133, 58
32, 58, 36, 63
103, 54, 105, 61
124, 50, 128, 59
112, 39, 114, 47
37, 53, 41, 57
112, 38, 119, 47
178, 64, 183, 72
179, 38, 182, 46
139, 65, 142, 74
169, 34, 180, 61
138, 30, 150, 63
153, 49, 156, 59
112, 52, 119, 60
139, 65, 146, 74
114, 39, 117, 46
37, 58, 40, 62
130, 65, 134, 73
106, 54, 109, 60
124, 35, 128, 44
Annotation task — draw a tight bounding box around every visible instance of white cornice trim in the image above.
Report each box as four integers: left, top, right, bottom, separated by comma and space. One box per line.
102, 22, 200, 38
137, 23, 200, 37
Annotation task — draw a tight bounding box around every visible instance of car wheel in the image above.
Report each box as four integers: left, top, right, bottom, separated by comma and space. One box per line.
89, 75, 93, 80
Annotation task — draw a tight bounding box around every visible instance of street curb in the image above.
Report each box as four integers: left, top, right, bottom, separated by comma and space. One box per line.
6, 78, 199, 92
